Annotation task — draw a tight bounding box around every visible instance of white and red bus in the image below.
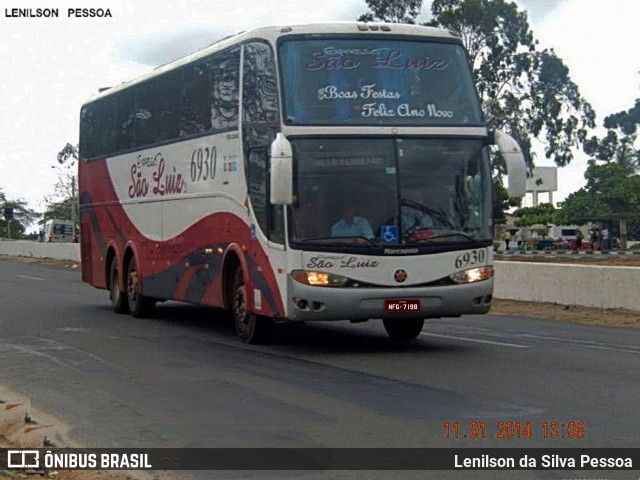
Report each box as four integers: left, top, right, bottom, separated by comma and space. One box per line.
79, 22, 525, 343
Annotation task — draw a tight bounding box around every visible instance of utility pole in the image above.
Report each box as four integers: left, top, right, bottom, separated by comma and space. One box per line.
4, 206, 13, 240
71, 175, 77, 239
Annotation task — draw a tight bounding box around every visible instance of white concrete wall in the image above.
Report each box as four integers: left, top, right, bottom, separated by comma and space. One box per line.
0, 240, 81, 262
494, 260, 640, 311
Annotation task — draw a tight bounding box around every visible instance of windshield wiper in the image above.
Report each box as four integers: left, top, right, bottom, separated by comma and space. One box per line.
298, 236, 379, 247
401, 199, 452, 228
411, 232, 486, 247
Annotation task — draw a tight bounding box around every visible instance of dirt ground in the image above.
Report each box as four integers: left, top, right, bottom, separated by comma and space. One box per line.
495, 252, 640, 267
0, 392, 137, 480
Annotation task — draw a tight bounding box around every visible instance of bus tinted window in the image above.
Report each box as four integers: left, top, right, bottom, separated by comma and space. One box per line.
80, 47, 240, 161
279, 38, 482, 126
243, 42, 279, 124
210, 47, 240, 130
133, 81, 157, 147
79, 104, 96, 158
116, 88, 135, 151
53, 223, 74, 235
156, 70, 181, 142
181, 61, 212, 136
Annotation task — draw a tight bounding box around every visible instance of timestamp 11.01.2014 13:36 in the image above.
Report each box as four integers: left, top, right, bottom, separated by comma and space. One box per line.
443, 421, 586, 440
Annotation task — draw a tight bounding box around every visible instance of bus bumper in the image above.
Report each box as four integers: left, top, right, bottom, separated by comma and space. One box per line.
284, 277, 494, 322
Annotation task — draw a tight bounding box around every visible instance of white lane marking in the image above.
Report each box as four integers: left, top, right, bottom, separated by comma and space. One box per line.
579, 344, 640, 355
520, 334, 640, 353
420, 332, 530, 349
432, 325, 640, 354
17, 275, 45, 281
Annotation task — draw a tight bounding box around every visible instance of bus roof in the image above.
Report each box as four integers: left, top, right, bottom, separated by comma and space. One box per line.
81, 22, 459, 107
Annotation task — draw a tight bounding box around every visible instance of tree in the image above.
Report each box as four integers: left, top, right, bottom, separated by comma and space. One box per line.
584, 97, 640, 173
358, 0, 595, 171
492, 177, 520, 224
0, 189, 38, 238
556, 161, 640, 225
43, 143, 79, 227
512, 202, 557, 227
358, 0, 422, 23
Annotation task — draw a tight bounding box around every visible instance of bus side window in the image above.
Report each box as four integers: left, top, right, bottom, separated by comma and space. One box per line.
247, 148, 284, 244
242, 42, 279, 125
80, 105, 95, 160
180, 61, 212, 137
116, 89, 135, 152
270, 204, 285, 245
248, 148, 268, 235
156, 70, 181, 142
133, 81, 156, 147
210, 47, 240, 131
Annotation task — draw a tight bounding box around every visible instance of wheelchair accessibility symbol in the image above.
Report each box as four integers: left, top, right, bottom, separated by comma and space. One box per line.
381, 225, 399, 244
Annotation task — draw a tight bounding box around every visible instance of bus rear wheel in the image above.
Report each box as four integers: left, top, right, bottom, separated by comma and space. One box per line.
383, 318, 424, 340
126, 260, 155, 318
109, 259, 129, 314
232, 269, 272, 344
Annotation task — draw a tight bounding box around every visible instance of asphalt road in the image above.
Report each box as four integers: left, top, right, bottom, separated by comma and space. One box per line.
1, 258, 639, 479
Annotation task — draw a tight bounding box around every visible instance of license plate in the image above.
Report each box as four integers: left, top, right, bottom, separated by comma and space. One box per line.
384, 299, 421, 312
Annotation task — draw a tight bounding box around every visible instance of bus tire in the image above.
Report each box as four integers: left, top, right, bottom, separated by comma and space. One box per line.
126, 259, 155, 318
109, 258, 129, 314
231, 269, 272, 344
382, 318, 424, 340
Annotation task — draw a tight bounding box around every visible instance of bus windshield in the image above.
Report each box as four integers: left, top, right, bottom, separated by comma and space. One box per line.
290, 138, 492, 249
279, 38, 483, 126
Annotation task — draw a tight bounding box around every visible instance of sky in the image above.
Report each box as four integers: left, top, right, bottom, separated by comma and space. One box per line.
0, 0, 638, 218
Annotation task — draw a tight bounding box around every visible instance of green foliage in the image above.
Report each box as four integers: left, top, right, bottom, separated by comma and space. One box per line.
492, 176, 520, 224
512, 202, 557, 227
556, 161, 640, 224
584, 97, 639, 173
43, 143, 79, 227
358, 0, 423, 23
358, 0, 595, 170
0, 189, 38, 238
554, 189, 592, 226
42, 198, 76, 224
57, 142, 79, 165
605, 98, 640, 136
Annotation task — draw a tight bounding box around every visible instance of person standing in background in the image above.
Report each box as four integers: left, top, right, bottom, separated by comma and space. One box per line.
601, 227, 610, 251
503, 230, 512, 251
515, 230, 524, 250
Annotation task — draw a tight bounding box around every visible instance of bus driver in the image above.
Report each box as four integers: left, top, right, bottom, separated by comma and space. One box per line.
331, 204, 375, 239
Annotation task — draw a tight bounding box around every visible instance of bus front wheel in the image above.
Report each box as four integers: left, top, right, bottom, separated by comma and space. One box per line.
382, 318, 424, 340
231, 269, 272, 344
126, 260, 155, 318
109, 259, 129, 314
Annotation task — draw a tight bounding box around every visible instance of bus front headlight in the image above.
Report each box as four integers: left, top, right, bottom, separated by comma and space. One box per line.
449, 266, 493, 284
291, 270, 348, 287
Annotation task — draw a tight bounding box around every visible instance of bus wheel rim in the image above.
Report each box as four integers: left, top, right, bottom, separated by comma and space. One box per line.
234, 286, 248, 328
128, 268, 138, 306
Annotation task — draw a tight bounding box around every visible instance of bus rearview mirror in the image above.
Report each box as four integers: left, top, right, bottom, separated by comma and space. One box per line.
270, 133, 293, 205
493, 130, 526, 199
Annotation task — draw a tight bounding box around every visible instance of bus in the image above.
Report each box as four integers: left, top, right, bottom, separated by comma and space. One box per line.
43, 219, 75, 243
79, 22, 526, 343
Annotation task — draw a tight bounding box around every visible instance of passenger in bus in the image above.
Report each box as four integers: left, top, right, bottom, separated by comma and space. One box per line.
331, 204, 374, 239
